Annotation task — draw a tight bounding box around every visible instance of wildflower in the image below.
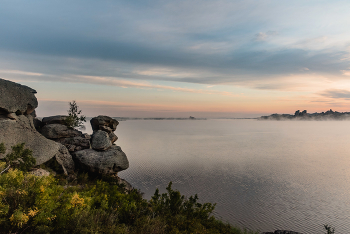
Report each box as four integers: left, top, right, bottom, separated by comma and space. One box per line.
28, 207, 39, 217
70, 192, 85, 207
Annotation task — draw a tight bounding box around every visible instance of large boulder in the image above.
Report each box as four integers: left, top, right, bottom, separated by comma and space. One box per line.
0, 115, 74, 174
56, 135, 91, 152
0, 78, 38, 115
73, 145, 129, 175
90, 115, 119, 133
91, 130, 112, 151
41, 124, 82, 139
42, 115, 68, 125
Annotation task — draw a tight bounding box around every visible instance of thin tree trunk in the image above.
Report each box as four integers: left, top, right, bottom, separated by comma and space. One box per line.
0, 164, 10, 175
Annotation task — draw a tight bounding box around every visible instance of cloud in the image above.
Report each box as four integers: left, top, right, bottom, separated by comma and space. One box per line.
0, 0, 350, 91
64, 75, 240, 97
319, 89, 350, 100
0, 69, 43, 76
254, 31, 278, 41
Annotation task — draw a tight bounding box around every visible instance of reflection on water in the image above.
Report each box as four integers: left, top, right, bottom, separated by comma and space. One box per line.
85, 119, 350, 233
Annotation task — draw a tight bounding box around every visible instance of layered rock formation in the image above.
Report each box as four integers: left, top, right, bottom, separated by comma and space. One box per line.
40, 121, 91, 152
0, 78, 75, 175
1, 77, 129, 182
72, 115, 129, 175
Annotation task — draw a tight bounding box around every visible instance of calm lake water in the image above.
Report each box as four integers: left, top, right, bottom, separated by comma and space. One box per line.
86, 119, 350, 233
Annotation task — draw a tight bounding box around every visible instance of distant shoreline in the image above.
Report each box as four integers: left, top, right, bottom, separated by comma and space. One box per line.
259, 109, 350, 121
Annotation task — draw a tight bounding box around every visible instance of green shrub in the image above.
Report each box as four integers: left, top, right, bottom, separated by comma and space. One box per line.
0, 143, 36, 174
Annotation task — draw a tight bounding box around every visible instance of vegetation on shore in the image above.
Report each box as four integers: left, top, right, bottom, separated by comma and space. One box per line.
0, 143, 258, 234
259, 109, 350, 121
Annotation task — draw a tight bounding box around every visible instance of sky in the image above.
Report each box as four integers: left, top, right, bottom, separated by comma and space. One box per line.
1, 0, 350, 118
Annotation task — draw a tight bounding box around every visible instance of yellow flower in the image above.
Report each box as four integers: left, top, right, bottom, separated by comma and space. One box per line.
70, 192, 85, 207
47, 215, 56, 221
28, 207, 39, 217
40, 185, 45, 193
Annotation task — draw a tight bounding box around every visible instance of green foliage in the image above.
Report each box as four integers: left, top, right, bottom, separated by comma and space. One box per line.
0, 169, 257, 234
324, 225, 335, 234
64, 100, 86, 129
0, 143, 36, 173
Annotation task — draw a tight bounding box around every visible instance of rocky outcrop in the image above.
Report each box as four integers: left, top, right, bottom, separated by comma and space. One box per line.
1, 78, 130, 179
73, 145, 129, 175
39, 119, 91, 152
55, 135, 90, 152
91, 130, 112, 151
0, 113, 75, 175
0, 78, 75, 175
70, 115, 129, 176
41, 124, 82, 139
42, 115, 67, 125
0, 78, 38, 116
90, 115, 119, 133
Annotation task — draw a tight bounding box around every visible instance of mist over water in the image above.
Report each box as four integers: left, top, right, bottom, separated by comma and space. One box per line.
86, 119, 350, 233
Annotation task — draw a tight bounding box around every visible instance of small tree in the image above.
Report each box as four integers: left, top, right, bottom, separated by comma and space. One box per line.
0, 143, 36, 174
64, 100, 86, 129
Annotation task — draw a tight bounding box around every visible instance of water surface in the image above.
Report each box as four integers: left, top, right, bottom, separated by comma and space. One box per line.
93, 119, 350, 233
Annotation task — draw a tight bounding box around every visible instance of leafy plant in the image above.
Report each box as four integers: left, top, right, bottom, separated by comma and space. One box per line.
0, 143, 36, 174
64, 100, 86, 129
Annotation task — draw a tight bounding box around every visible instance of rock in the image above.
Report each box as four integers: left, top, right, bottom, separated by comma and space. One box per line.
91, 130, 112, 150
30, 110, 37, 118
41, 124, 82, 139
73, 145, 129, 175
0, 78, 38, 115
30, 168, 52, 177
0, 115, 74, 174
261, 231, 303, 234
109, 132, 118, 143
90, 115, 119, 133
55, 144, 75, 175
117, 177, 133, 192
42, 115, 68, 125
56, 135, 90, 152
33, 118, 44, 131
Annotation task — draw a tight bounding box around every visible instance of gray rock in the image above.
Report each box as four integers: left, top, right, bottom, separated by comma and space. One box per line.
42, 115, 68, 125
73, 145, 129, 175
41, 124, 82, 139
56, 135, 90, 152
33, 118, 44, 131
0, 115, 74, 174
91, 130, 112, 150
109, 132, 118, 143
0, 78, 38, 115
30, 168, 52, 177
55, 144, 75, 175
117, 177, 133, 192
90, 115, 119, 133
